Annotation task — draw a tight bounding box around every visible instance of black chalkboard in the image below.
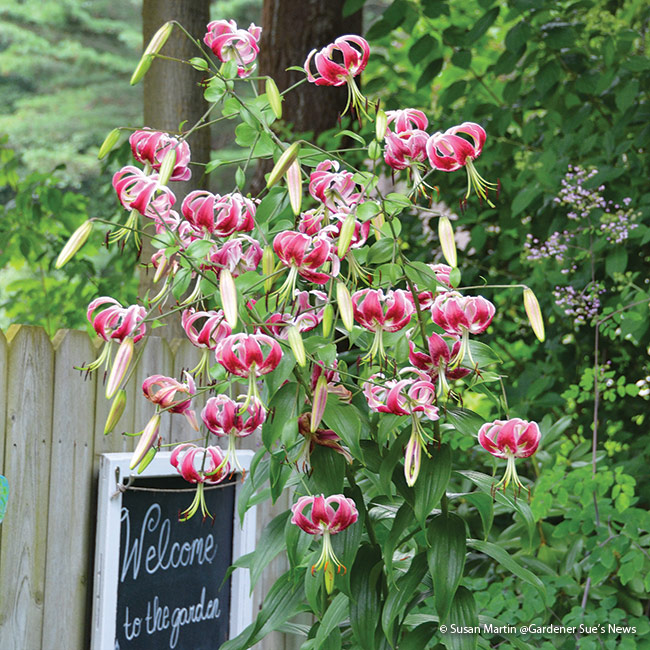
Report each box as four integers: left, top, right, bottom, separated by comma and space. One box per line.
115, 475, 235, 650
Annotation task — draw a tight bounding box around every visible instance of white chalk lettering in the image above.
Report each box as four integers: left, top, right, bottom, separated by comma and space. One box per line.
120, 503, 217, 581
121, 588, 222, 649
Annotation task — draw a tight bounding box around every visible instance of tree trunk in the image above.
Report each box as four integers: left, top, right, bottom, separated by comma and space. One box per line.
140, 0, 211, 336
259, 0, 363, 134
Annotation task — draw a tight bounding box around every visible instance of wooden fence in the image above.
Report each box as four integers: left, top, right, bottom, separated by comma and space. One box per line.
0, 325, 301, 650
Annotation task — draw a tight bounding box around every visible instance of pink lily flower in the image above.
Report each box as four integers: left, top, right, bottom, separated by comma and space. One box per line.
204, 20, 262, 78
129, 129, 191, 181
182, 308, 232, 350
112, 166, 176, 216
412, 263, 454, 310
296, 413, 353, 472
384, 128, 432, 195
384, 129, 429, 171
351, 288, 414, 360
216, 333, 282, 378
181, 190, 256, 237
297, 209, 326, 236
408, 333, 471, 395
291, 494, 359, 592
426, 122, 496, 206
170, 443, 232, 520
84, 297, 146, 379
262, 290, 328, 339
202, 235, 263, 279
142, 372, 199, 431
181, 308, 232, 378
363, 369, 439, 486
273, 231, 335, 301
216, 333, 282, 406
385, 108, 429, 134
309, 160, 364, 212
478, 418, 541, 494
363, 370, 439, 421
202, 394, 266, 437
88, 297, 147, 344
201, 394, 266, 474
431, 291, 495, 366
304, 35, 370, 116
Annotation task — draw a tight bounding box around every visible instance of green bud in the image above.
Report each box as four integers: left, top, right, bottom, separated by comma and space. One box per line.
322, 303, 334, 338
265, 77, 283, 119
104, 389, 127, 435
288, 326, 306, 367
375, 109, 388, 141
438, 216, 457, 267
55, 220, 93, 269
98, 128, 121, 160
157, 148, 176, 186
267, 142, 300, 188
368, 140, 382, 160
523, 287, 545, 343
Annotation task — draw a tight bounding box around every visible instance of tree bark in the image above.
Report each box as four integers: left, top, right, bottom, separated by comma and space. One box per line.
259, 0, 363, 135
140, 0, 211, 336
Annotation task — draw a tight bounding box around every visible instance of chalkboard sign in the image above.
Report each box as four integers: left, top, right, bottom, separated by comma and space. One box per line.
92, 451, 256, 650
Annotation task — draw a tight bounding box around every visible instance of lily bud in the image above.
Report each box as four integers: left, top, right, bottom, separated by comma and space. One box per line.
136, 446, 158, 474
336, 282, 354, 332
130, 22, 173, 85
322, 303, 334, 338
220, 268, 238, 329
311, 374, 328, 432
106, 337, 134, 400
144, 21, 174, 56
265, 77, 283, 119
267, 142, 300, 188
337, 212, 356, 259
130, 54, 154, 86
372, 212, 385, 240
286, 159, 302, 216
523, 288, 545, 342
375, 109, 388, 142
157, 148, 177, 186
438, 216, 457, 268
98, 128, 121, 160
130, 413, 161, 470
287, 326, 306, 367
153, 253, 168, 284
104, 389, 127, 435
369, 141, 382, 160
55, 220, 93, 269
263, 246, 275, 293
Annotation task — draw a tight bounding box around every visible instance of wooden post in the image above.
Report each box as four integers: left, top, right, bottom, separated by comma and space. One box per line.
0, 326, 54, 649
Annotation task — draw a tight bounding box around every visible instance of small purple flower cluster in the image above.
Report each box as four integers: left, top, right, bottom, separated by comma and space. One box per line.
554, 166, 605, 218
552, 165, 638, 243
525, 231, 571, 261
553, 282, 605, 327
599, 204, 638, 244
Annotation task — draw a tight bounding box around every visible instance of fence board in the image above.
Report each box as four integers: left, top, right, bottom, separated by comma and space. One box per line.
93, 339, 137, 468
0, 326, 54, 650
41, 330, 97, 650
171, 337, 204, 445
133, 336, 173, 446
0, 326, 301, 649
